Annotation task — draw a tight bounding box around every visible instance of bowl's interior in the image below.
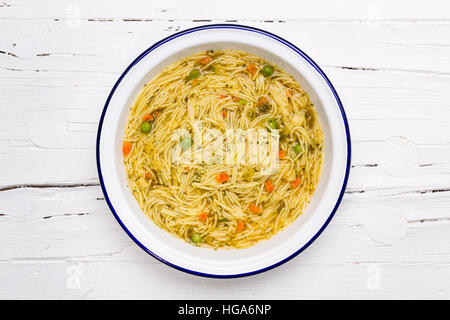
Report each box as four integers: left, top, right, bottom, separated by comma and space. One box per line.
99, 27, 348, 276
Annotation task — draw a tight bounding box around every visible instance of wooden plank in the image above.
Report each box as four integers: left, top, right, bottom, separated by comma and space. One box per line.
0, 260, 448, 299
1, 0, 450, 21
1, 20, 450, 74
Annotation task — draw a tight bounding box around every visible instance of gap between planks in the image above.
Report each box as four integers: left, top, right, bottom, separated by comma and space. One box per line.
1, 182, 450, 197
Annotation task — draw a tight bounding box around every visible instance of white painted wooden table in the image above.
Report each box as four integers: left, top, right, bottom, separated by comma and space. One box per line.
1, 0, 449, 299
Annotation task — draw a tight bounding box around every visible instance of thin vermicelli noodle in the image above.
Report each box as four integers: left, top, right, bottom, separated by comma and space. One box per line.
123, 50, 323, 249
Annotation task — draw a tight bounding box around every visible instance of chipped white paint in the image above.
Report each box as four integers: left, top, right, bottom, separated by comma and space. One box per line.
0, 0, 450, 299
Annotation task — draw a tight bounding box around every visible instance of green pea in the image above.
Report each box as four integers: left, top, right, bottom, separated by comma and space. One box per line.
238, 99, 247, 106
140, 121, 152, 133
268, 119, 279, 129
293, 143, 302, 154
261, 65, 274, 77
191, 233, 202, 244
181, 137, 192, 150
187, 69, 201, 80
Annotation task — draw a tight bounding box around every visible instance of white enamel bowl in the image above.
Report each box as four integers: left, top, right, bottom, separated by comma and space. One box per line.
97, 24, 351, 278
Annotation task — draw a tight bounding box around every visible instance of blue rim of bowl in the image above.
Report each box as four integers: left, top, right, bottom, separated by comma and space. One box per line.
96, 24, 351, 278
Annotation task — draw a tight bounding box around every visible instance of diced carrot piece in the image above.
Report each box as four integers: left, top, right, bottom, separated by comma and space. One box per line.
221, 173, 229, 183
198, 57, 212, 65
250, 203, 262, 214
218, 95, 226, 99
142, 114, 154, 121
232, 96, 240, 102
192, 78, 199, 85
236, 220, 245, 233
246, 62, 257, 76
199, 212, 208, 223
265, 180, 274, 193
291, 177, 302, 188
286, 89, 292, 98
122, 141, 132, 157
222, 110, 228, 118
257, 96, 268, 108
216, 172, 229, 184
145, 172, 152, 179
279, 150, 286, 159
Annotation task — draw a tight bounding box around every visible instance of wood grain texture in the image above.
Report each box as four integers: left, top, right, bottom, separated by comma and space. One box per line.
0, 0, 449, 299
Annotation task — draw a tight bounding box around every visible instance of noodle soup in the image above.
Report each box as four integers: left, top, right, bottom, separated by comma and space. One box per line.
122, 50, 323, 249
